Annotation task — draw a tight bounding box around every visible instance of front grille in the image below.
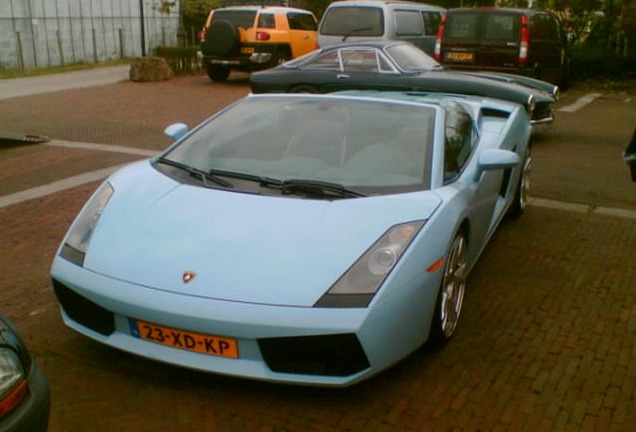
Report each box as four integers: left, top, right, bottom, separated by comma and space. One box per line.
533, 102, 553, 121
52, 279, 115, 336
258, 333, 370, 377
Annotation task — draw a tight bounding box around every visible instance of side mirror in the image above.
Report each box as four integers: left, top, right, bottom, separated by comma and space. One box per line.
474, 149, 520, 181
163, 123, 189, 141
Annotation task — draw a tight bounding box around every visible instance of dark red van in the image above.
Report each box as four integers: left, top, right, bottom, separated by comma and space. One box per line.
434, 8, 569, 88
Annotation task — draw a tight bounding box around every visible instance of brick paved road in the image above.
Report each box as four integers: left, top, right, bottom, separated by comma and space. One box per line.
0, 72, 635, 431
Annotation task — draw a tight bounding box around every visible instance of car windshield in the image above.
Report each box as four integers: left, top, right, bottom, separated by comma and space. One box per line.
385, 43, 441, 71
162, 96, 435, 195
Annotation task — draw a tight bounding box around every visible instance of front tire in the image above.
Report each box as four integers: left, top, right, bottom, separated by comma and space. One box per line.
508, 145, 532, 218
206, 65, 231, 82
428, 232, 468, 348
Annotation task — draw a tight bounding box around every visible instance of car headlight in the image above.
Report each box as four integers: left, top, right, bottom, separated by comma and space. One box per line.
314, 221, 424, 308
59, 182, 114, 267
0, 318, 28, 418
0, 348, 27, 418
526, 94, 536, 117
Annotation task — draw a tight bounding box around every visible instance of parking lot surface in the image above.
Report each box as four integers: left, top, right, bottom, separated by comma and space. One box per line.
0, 70, 635, 432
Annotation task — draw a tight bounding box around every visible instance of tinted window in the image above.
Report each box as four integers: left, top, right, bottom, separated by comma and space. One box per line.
443, 102, 475, 181
257, 14, 275, 29
482, 14, 520, 42
212, 10, 256, 28
320, 7, 384, 37
422, 11, 442, 36
444, 13, 479, 39
445, 12, 520, 42
530, 15, 557, 41
386, 43, 440, 71
395, 10, 423, 36
288, 12, 317, 31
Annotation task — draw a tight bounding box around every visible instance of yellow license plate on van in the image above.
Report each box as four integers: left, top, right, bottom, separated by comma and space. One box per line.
130, 319, 239, 359
447, 52, 474, 62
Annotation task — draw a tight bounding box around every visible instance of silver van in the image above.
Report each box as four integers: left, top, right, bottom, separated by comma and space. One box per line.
318, 0, 446, 55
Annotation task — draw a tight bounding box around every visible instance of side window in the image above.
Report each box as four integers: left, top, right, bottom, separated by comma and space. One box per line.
443, 103, 475, 181
287, 13, 317, 31
305, 51, 341, 71
422, 11, 441, 36
257, 13, 275, 29
377, 51, 396, 72
395, 10, 424, 36
531, 15, 558, 41
342, 49, 380, 72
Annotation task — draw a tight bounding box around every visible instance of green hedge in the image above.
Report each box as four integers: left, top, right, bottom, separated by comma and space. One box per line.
569, 46, 636, 81
153, 46, 201, 75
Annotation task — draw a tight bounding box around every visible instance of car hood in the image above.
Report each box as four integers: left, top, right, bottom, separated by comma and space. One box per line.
84, 162, 441, 307
412, 70, 554, 103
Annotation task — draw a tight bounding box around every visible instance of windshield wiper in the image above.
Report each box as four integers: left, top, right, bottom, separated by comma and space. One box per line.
207, 168, 283, 187
342, 27, 374, 42
280, 179, 366, 199
155, 157, 234, 188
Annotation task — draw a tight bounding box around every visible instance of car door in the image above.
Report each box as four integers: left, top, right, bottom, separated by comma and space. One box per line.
443, 103, 502, 259
528, 14, 567, 85
286, 12, 318, 57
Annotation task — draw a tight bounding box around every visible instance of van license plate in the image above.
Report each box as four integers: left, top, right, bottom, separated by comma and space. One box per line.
446, 52, 474, 62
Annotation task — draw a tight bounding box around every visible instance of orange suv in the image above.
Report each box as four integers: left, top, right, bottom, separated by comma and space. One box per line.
199, 4, 318, 81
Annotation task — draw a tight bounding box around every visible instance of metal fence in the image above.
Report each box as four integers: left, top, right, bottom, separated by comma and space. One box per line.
0, 0, 180, 71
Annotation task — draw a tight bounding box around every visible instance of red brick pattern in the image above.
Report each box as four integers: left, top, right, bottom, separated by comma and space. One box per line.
0, 74, 634, 431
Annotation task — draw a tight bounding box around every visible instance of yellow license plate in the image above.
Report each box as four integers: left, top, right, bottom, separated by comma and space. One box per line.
240, 47, 254, 54
447, 52, 474, 62
130, 319, 239, 359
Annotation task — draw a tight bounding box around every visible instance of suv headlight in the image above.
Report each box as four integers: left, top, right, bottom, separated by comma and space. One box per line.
60, 182, 114, 267
315, 221, 424, 308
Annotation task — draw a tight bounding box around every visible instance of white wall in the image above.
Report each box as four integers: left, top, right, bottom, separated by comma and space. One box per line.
0, 0, 180, 70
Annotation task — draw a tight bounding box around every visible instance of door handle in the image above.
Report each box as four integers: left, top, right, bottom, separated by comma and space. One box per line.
336, 74, 350, 79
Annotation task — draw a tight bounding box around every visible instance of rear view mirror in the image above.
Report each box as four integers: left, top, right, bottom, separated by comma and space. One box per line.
164, 123, 189, 141
474, 148, 520, 181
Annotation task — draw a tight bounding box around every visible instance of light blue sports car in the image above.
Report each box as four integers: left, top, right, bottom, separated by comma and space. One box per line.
51, 91, 532, 387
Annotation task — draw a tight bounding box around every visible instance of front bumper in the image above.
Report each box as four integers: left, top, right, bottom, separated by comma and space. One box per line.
51, 256, 436, 387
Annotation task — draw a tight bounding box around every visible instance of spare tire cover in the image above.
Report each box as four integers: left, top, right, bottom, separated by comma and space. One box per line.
202, 20, 239, 57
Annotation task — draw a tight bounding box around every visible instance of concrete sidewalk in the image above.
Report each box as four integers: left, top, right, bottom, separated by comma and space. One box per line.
0, 65, 129, 101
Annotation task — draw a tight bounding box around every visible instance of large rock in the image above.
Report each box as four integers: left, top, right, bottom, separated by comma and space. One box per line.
129, 57, 174, 82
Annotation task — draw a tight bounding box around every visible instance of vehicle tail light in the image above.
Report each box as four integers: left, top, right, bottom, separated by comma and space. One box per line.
256, 31, 271, 41
197, 30, 205, 43
433, 15, 446, 61
519, 16, 529, 65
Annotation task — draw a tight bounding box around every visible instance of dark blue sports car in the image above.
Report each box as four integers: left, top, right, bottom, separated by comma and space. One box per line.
250, 40, 558, 126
